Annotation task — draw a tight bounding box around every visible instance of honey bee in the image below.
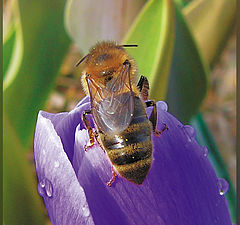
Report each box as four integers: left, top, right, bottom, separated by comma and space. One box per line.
77, 41, 167, 186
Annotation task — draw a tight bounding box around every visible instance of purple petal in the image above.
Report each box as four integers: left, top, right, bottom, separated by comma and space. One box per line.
34, 110, 94, 225
40, 96, 91, 162
34, 98, 232, 225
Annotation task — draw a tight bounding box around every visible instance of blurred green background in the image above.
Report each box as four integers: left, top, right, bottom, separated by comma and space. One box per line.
3, 0, 236, 224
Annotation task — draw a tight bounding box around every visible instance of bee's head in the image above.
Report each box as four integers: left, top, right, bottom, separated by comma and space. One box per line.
84, 42, 132, 84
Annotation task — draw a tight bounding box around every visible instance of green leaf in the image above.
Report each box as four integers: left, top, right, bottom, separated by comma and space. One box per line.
3, 0, 15, 43
3, 0, 23, 90
174, 0, 185, 7
190, 113, 236, 223
123, 0, 175, 100
166, 4, 208, 123
183, 0, 236, 67
3, 0, 71, 147
175, 0, 192, 7
3, 25, 16, 80
3, 113, 46, 225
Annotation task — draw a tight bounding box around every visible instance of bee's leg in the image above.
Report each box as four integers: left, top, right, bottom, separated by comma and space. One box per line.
137, 75, 149, 101
137, 75, 168, 136
145, 100, 168, 137
94, 130, 106, 153
107, 167, 118, 187
82, 110, 95, 151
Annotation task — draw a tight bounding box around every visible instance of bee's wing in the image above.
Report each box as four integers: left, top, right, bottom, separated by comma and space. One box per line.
86, 63, 134, 135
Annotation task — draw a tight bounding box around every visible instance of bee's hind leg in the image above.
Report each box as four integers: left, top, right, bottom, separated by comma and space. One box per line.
146, 100, 168, 137
137, 75, 168, 136
137, 75, 149, 101
82, 110, 96, 151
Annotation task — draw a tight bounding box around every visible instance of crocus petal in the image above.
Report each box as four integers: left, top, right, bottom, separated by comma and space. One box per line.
34, 108, 94, 225
34, 97, 232, 225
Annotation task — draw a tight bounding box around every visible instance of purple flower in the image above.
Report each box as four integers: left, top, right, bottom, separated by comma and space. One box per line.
34, 96, 232, 225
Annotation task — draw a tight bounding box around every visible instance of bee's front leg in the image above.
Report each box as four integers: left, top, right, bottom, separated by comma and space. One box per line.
82, 110, 96, 151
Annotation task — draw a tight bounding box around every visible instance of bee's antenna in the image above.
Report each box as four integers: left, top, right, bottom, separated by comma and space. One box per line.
121, 44, 138, 48
75, 55, 88, 67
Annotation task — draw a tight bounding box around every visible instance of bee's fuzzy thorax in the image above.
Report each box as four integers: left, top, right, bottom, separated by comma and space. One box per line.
81, 41, 139, 95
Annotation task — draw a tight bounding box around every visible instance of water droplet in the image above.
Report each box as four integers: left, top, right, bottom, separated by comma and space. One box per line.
217, 178, 229, 195
202, 146, 209, 157
54, 160, 60, 168
82, 205, 90, 217
37, 180, 46, 197
157, 101, 168, 111
37, 178, 53, 198
183, 125, 196, 139
45, 180, 53, 197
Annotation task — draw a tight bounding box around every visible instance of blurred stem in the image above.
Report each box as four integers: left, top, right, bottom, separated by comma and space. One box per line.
191, 113, 236, 223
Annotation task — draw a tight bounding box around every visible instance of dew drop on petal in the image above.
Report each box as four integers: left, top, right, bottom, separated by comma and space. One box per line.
183, 125, 196, 140
37, 178, 53, 198
217, 178, 229, 195
82, 205, 90, 217
202, 146, 209, 157
157, 101, 168, 111
54, 160, 60, 168
37, 180, 46, 197
45, 179, 53, 198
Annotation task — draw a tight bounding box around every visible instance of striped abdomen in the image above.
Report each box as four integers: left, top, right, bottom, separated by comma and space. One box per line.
99, 96, 152, 184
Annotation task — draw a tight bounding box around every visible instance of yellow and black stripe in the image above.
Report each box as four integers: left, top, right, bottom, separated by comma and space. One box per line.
99, 96, 152, 184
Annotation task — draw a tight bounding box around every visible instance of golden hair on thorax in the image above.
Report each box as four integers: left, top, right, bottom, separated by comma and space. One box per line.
79, 41, 138, 94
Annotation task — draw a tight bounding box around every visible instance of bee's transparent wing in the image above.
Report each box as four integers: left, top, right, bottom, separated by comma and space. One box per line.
86, 63, 134, 135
